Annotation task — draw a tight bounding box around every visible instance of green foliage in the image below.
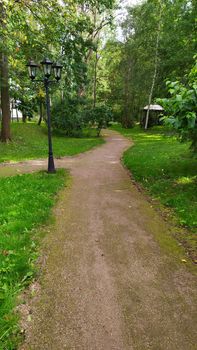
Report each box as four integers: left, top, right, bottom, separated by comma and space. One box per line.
51, 97, 85, 137
158, 59, 197, 152
51, 99, 112, 137
83, 105, 113, 136
0, 122, 104, 163
1, 0, 116, 140
0, 170, 68, 349
96, 0, 197, 126
111, 124, 197, 258
1, 0, 116, 105
159, 0, 197, 85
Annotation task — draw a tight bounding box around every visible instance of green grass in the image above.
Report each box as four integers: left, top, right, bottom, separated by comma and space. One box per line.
0, 122, 104, 163
0, 170, 68, 349
111, 124, 197, 258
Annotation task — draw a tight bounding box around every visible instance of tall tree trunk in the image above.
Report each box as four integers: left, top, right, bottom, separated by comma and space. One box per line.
122, 62, 134, 128
11, 102, 13, 122
145, 2, 162, 130
0, 2, 11, 141
38, 100, 43, 125
22, 113, 27, 123
93, 50, 99, 108
16, 106, 19, 122
0, 53, 11, 141
78, 8, 112, 98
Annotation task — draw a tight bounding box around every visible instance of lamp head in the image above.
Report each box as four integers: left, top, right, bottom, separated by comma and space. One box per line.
52, 62, 63, 81
40, 58, 53, 78
26, 60, 38, 80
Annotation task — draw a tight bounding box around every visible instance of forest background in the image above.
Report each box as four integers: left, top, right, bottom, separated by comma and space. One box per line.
0, 0, 196, 148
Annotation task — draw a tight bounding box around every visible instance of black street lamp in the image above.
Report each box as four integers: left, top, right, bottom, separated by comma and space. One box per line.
27, 58, 63, 173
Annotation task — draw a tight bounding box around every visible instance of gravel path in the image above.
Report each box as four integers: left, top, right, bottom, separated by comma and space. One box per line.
15, 130, 196, 349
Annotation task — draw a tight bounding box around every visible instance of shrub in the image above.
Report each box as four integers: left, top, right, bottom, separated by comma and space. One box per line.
51, 99, 113, 137
51, 97, 85, 137
82, 105, 113, 136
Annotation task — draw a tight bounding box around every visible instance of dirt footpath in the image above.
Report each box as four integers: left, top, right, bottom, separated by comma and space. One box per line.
20, 130, 196, 350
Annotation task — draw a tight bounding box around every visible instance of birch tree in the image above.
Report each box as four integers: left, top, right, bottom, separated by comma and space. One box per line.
144, 1, 163, 130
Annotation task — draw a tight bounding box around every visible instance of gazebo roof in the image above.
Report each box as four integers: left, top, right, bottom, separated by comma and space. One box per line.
143, 104, 164, 111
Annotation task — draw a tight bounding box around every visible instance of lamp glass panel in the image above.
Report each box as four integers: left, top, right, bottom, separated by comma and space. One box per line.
28, 65, 36, 79
44, 64, 52, 77
32, 66, 36, 78
54, 67, 61, 80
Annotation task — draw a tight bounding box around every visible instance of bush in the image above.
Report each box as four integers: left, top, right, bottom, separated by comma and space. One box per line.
51, 99, 112, 137
82, 105, 113, 136
51, 97, 85, 137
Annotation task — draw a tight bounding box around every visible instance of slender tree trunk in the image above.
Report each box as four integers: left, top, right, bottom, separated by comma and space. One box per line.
145, 2, 162, 130
93, 50, 99, 108
11, 102, 13, 122
0, 2, 11, 141
122, 62, 134, 128
16, 106, 19, 122
22, 113, 27, 123
38, 100, 43, 125
78, 8, 111, 98
0, 53, 11, 141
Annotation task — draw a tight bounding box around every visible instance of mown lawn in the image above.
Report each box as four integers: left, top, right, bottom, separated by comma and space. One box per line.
0, 170, 68, 349
0, 122, 104, 163
111, 124, 197, 258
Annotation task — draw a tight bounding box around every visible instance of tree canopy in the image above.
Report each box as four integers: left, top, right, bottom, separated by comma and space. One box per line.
0, 0, 196, 149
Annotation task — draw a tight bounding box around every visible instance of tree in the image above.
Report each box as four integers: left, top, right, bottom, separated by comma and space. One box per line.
144, 0, 163, 130
0, 0, 116, 142
0, 1, 11, 141
97, 0, 197, 128
158, 58, 197, 152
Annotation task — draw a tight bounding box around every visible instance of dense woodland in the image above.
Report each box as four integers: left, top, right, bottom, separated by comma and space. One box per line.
0, 0, 196, 148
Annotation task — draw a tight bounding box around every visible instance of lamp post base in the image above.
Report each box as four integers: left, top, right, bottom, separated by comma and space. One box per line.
48, 155, 56, 173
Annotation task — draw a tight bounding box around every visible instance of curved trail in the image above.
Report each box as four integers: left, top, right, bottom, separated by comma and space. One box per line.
15, 130, 196, 350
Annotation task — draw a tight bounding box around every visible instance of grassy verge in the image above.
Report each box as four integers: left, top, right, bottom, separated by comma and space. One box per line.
0, 170, 68, 349
111, 124, 197, 260
0, 123, 104, 163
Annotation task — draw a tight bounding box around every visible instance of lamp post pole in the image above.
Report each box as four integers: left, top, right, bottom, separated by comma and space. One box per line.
26, 58, 63, 174
44, 77, 55, 173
